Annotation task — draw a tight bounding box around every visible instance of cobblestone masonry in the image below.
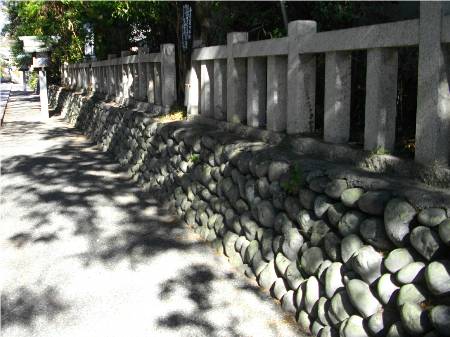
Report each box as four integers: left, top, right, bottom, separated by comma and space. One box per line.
50, 86, 450, 337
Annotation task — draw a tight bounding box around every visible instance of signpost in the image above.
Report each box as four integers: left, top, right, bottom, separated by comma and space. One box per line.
19, 36, 58, 119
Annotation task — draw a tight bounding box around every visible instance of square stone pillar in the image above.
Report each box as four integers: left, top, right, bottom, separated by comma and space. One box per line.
287, 20, 317, 134
161, 44, 176, 111
107, 54, 117, 97
415, 3, 450, 165
247, 57, 267, 127
146, 63, 155, 104
324, 51, 352, 144
267, 55, 288, 132
364, 48, 398, 152
154, 63, 162, 106
213, 59, 227, 120
187, 62, 200, 115
200, 60, 214, 117
227, 32, 248, 124
121, 51, 131, 101
39, 69, 49, 119
137, 47, 149, 101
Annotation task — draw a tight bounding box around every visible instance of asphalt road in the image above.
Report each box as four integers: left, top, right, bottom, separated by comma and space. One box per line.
0, 88, 305, 337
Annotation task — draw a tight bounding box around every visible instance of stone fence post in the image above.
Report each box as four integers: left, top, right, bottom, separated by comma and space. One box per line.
137, 47, 149, 101
415, 2, 450, 166
160, 44, 176, 112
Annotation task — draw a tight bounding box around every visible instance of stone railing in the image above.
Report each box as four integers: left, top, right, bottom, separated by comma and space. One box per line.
187, 3, 450, 167
61, 44, 176, 113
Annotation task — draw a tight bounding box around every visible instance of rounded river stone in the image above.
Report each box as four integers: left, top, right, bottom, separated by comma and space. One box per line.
325, 262, 344, 298
310, 220, 330, 246
330, 290, 356, 322
296, 310, 311, 332
274, 212, 293, 234
384, 198, 416, 246
281, 290, 297, 313
430, 305, 450, 336
324, 232, 341, 261
351, 245, 383, 284
400, 302, 432, 335
341, 188, 365, 208
358, 190, 391, 216
346, 279, 381, 318
339, 210, 366, 236
256, 200, 276, 228
268, 161, 290, 182
299, 188, 317, 210
439, 219, 450, 246
272, 277, 287, 300
341, 234, 363, 264
315, 195, 333, 218
305, 276, 320, 314
258, 259, 277, 289
285, 261, 304, 290
377, 273, 399, 306
327, 202, 347, 226
384, 248, 415, 273
275, 252, 291, 276
417, 208, 447, 227
359, 217, 393, 250
410, 226, 441, 260
325, 179, 348, 199
301, 246, 325, 275
396, 261, 425, 284
397, 283, 427, 306
340, 315, 370, 337
281, 228, 303, 261
386, 321, 408, 337
425, 260, 450, 295
367, 308, 398, 337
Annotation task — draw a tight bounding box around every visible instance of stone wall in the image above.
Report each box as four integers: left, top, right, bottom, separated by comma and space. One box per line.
50, 86, 450, 337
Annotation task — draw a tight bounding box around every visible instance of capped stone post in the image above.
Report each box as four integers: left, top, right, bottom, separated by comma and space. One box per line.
160, 44, 176, 113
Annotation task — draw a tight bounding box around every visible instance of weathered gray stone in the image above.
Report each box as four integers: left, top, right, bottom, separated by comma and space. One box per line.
386, 321, 408, 337
325, 262, 344, 298
284, 196, 301, 221
358, 191, 391, 216
367, 309, 398, 337
340, 315, 370, 337
439, 219, 450, 246
314, 195, 333, 218
397, 283, 427, 306
299, 188, 317, 210
275, 252, 291, 276
285, 261, 304, 290
339, 210, 366, 236
251, 250, 267, 276
351, 245, 383, 284
244, 179, 257, 203
341, 234, 363, 264
324, 232, 341, 261
384, 198, 416, 246
384, 248, 415, 273
341, 188, 365, 208
317, 297, 332, 326
396, 262, 426, 284
359, 217, 393, 250
400, 303, 432, 336
261, 230, 275, 261
301, 247, 325, 275
270, 181, 286, 210
410, 226, 441, 260
327, 202, 347, 226
256, 200, 276, 228
298, 210, 314, 237
274, 212, 293, 234
311, 320, 324, 336
310, 220, 330, 246
272, 235, 283, 255
425, 260, 450, 295
377, 273, 399, 306
305, 276, 320, 314
223, 232, 239, 257
418, 208, 447, 227
258, 259, 278, 289
309, 176, 330, 193
325, 179, 348, 199
254, 160, 270, 177
257, 177, 270, 198
272, 277, 288, 300
234, 199, 249, 214
295, 280, 306, 309
330, 290, 355, 322
317, 260, 332, 284
430, 305, 450, 336
347, 279, 382, 318
240, 213, 258, 241
281, 228, 304, 260
296, 310, 311, 332
281, 290, 297, 313
268, 161, 290, 182
244, 240, 259, 264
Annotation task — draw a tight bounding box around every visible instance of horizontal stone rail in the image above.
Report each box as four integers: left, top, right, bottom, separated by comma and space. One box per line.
61, 44, 176, 114
51, 85, 450, 337
188, 3, 450, 167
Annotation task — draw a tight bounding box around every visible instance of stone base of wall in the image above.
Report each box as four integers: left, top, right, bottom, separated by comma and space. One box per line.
50, 86, 450, 337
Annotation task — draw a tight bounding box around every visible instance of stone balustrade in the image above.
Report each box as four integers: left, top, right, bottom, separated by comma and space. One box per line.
61, 44, 176, 114
188, 3, 450, 167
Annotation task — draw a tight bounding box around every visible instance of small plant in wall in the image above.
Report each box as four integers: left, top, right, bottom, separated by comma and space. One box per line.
371, 146, 391, 156
188, 153, 200, 164
281, 163, 304, 195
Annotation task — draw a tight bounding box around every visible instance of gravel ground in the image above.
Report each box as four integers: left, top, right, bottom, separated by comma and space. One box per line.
0, 87, 306, 337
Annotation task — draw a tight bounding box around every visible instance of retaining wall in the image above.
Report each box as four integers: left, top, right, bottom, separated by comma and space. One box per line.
50, 86, 450, 337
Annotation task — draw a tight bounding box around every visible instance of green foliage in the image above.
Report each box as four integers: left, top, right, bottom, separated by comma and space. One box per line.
281, 164, 304, 195
371, 147, 391, 156
28, 71, 38, 90
188, 153, 200, 164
